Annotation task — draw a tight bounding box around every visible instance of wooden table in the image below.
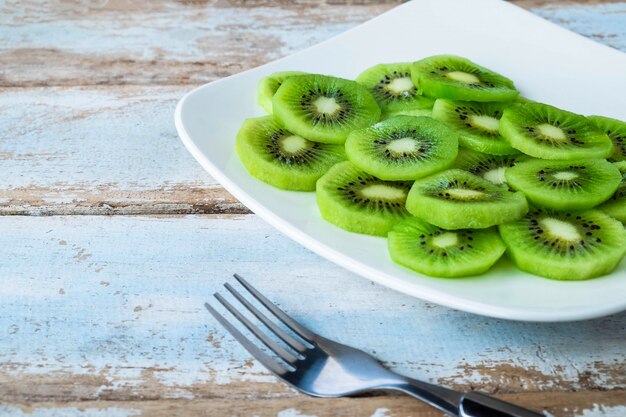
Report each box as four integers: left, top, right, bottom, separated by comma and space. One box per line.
1, 1, 625, 416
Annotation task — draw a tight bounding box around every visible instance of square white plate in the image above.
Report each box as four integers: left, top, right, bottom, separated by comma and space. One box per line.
175, 0, 626, 322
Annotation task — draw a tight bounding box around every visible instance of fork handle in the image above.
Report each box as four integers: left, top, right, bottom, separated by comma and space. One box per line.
388, 378, 544, 417
459, 391, 545, 417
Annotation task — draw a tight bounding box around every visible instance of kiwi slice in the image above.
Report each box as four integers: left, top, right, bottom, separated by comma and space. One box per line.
505, 159, 621, 211
381, 108, 433, 120
598, 161, 626, 223
356, 62, 434, 114
499, 208, 626, 280
272, 74, 381, 144
432, 99, 517, 155
344, 115, 458, 181
499, 103, 613, 160
257, 71, 307, 114
388, 217, 506, 278
406, 169, 528, 229
316, 161, 412, 236
453, 148, 527, 186
411, 55, 519, 102
236, 116, 346, 191
588, 115, 626, 162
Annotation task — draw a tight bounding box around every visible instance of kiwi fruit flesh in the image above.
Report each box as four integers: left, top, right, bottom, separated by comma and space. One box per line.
258, 71, 307, 114
499, 208, 626, 280
406, 169, 528, 229
588, 115, 626, 162
345, 115, 458, 181
499, 103, 613, 160
272, 74, 381, 144
432, 99, 517, 155
411, 55, 519, 102
316, 161, 412, 236
381, 108, 433, 120
598, 161, 626, 223
505, 159, 621, 211
356, 62, 434, 114
453, 148, 527, 187
236, 116, 346, 191
388, 217, 506, 278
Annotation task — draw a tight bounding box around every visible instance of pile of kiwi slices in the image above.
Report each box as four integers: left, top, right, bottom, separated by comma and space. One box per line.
235, 54, 626, 281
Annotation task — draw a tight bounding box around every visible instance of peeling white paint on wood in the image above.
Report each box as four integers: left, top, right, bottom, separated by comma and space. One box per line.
0, 87, 244, 214
0, 407, 141, 417
277, 409, 317, 417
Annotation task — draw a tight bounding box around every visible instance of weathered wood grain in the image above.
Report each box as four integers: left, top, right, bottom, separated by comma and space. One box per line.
0, 2, 624, 87
0, 86, 246, 215
2, 391, 626, 417
0, 215, 624, 416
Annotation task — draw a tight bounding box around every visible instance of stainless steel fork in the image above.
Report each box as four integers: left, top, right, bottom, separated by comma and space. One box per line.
205, 274, 544, 417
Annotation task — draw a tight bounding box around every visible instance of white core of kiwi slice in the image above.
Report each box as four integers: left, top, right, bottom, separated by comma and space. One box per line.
446, 188, 487, 199
446, 71, 480, 84
483, 167, 508, 185
385, 137, 418, 154
281, 135, 308, 154
432, 232, 459, 249
313, 97, 341, 115
470, 114, 500, 132
360, 184, 407, 200
537, 123, 567, 141
552, 171, 579, 181
539, 217, 581, 241
386, 77, 414, 94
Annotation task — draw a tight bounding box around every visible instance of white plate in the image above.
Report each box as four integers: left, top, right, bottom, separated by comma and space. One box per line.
175, 0, 626, 322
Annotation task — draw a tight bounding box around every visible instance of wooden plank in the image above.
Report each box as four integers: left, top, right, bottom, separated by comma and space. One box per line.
2, 391, 626, 417
0, 86, 246, 215
0, 215, 624, 413
0, 2, 624, 87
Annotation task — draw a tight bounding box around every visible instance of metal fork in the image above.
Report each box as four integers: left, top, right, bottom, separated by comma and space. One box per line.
205, 274, 544, 417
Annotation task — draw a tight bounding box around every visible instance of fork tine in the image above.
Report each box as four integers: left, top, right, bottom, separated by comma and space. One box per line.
214, 293, 299, 364
224, 283, 307, 353
233, 273, 315, 343
204, 303, 288, 376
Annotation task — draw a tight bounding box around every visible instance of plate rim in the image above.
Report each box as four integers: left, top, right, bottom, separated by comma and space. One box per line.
175, 0, 626, 322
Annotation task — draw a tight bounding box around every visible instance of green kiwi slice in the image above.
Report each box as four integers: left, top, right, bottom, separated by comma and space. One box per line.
257, 71, 307, 114
588, 115, 626, 162
411, 55, 519, 102
432, 99, 517, 155
388, 217, 506, 278
316, 161, 412, 236
344, 115, 458, 181
499, 103, 613, 160
499, 208, 626, 280
272, 74, 381, 144
505, 159, 621, 211
356, 62, 434, 114
381, 108, 433, 120
406, 169, 528, 229
598, 161, 626, 223
236, 116, 346, 191
453, 148, 527, 186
